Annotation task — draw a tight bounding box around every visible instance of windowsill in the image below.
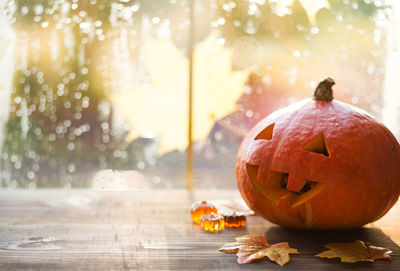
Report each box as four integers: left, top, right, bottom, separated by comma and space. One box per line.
0, 189, 399, 270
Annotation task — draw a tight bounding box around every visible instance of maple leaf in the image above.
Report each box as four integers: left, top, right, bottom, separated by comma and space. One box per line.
111, 33, 249, 154
219, 235, 298, 266
316, 240, 392, 263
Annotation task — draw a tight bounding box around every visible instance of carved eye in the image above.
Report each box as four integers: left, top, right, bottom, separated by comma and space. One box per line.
255, 123, 274, 140
303, 133, 330, 157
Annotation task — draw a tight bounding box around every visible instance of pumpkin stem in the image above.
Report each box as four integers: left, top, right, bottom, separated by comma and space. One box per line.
313, 77, 335, 101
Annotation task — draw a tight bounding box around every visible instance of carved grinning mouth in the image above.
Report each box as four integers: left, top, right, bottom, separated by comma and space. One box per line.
246, 164, 326, 208
249, 124, 329, 207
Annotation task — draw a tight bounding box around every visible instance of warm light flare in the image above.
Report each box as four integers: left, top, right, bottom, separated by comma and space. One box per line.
112, 33, 249, 153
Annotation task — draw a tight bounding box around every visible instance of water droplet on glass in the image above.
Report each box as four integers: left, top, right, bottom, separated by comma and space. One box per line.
248, 4, 258, 16
245, 110, 254, 118
351, 96, 359, 104
152, 176, 161, 184
245, 20, 257, 34
214, 132, 223, 141
296, 24, 304, 31
41, 21, 49, 28
67, 142, 75, 151
21, 6, 29, 15
244, 85, 252, 94
131, 2, 141, 12
217, 17, 225, 25
152, 17, 160, 24
49, 133, 56, 142
216, 38, 225, 45
34, 4, 43, 15
211, 20, 218, 28
137, 161, 145, 169
67, 164, 76, 173
14, 162, 21, 170
310, 26, 319, 34
367, 62, 376, 74
233, 20, 241, 27
27, 171, 35, 180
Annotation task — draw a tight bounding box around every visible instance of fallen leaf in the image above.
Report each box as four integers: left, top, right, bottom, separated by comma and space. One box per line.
219, 235, 298, 266
316, 240, 392, 263
219, 235, 268, 253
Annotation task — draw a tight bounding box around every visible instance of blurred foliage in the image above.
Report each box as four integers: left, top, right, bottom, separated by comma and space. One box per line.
4, 0, 127, 187
216, 0, 381, 43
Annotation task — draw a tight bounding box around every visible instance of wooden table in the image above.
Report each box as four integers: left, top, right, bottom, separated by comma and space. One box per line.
0, 189, 399, 270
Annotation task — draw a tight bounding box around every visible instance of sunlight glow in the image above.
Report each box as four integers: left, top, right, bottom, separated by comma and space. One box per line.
111, 33, 249, 153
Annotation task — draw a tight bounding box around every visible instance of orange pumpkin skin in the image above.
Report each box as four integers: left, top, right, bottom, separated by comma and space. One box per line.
236, 79, 400, 229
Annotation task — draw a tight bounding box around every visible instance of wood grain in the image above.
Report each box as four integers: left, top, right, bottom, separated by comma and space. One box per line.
0, 189, 399, 270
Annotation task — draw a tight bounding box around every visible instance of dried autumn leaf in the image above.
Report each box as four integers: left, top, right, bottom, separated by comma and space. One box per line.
316, 240, 392, 263
219, 235, 269, 254
219, 235, 298, 266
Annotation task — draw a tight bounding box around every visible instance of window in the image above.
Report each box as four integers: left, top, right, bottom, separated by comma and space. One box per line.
0, 0, 395, 189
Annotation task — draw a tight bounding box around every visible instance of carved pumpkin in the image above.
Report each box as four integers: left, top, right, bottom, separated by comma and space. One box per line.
236, 78, 400, 229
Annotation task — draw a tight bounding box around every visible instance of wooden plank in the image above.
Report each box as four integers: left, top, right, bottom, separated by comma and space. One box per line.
0, 189, 399, 270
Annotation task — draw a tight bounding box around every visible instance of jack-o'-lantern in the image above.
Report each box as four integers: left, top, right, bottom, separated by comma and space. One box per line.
236, 78, 400, 229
